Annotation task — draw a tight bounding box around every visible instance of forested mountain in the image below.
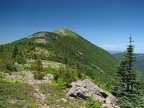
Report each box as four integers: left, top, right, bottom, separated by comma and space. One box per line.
0, 28, 120, 107
1, 28, 143, 108
0, 28, 119, 87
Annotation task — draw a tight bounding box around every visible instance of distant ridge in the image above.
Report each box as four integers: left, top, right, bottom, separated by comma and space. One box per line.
108, 50, 122, 54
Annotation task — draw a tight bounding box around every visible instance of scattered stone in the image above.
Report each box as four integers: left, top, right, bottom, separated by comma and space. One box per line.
8, 98, 18, 104
22, 105, 27, 108
60, 98, 67, 103
28, 32, 47, 39
36, 39, 47, 44
4, 71, 51, 108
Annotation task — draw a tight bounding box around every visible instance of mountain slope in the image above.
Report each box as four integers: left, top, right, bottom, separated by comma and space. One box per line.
0, 28, 118, 88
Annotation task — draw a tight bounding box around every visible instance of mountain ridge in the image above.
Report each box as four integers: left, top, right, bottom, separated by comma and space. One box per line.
0, 28, 120, 108
0, 27, 119, 86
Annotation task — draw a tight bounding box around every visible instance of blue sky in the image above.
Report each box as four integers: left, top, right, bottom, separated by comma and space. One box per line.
0, 0, 144, 53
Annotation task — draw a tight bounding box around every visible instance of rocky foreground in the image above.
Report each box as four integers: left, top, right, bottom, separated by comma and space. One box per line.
67, 79, 120, 108
4, 71, 119, 108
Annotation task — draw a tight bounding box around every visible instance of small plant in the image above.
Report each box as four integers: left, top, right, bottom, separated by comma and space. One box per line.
33, 59, 45, 80
53, 66, 76, 85
0, 72, 6, 82
86, 97, 102, 108
15, 55, 26, 64
0, 82, 37, 108
51, 77, 67, 89
0, 58, 17, 73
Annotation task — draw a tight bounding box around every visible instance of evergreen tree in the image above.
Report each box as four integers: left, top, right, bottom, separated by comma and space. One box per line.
12, 45, 18, 59
118, 36, 139, 92
0, 45, 4, 58
0, 45, 4, 53
33, 58, 45, 80
113, 36, 143, 107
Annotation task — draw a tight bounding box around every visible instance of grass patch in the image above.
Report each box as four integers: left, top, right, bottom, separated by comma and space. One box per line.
38, 83, 85, 108
86, 97, 103, 108
0, 81, 38, 108
16, 66, 25, 72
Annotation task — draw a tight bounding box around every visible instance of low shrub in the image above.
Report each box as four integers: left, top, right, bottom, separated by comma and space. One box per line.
0, 82, 37, 108
86, 98, 102, 108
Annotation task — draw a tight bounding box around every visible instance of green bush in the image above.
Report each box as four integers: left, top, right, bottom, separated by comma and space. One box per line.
0, 58, 17, 73
32, 59, 45, 80
15, 55, 26, 64
0, 72, 5, 82
52, 78, 67, 89
86, 98, 102, 108
33, 71, 45, 80
44, 65, 58, 74
53, 66, 76, 85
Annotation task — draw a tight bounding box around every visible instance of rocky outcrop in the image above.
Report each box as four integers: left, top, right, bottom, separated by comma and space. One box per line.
67, 79, 119, 107
28, 32, 47, 39
5, 71, 52, 108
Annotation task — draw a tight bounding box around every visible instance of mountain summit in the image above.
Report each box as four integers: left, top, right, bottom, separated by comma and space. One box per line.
53, 27, 77, 37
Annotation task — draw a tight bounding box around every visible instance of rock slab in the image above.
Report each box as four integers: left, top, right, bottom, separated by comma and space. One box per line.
67, 79, 118, 106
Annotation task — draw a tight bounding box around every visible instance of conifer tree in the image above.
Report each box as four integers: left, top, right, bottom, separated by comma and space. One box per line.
33, 58, 44, 80
117, 36, 139, 92
12, 45, 18, 59
113, 36, 143, 107
0, 45, 4, 53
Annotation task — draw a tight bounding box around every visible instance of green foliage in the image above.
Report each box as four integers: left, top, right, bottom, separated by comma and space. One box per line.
0, 72, 5, 82
50, 66, 77, 88
0, 82, 37, 108
118, 93, 144, 108
51, 78, 67, 89
0, 55, 17, 73
86, 98, 102, 108
44, 65, 59, 74
44, 65, 82, 88
112, 36, 144, 108
15, 55, 26, 64
33, 59, 45, 80
113, 53, 144, 79
12, 45, 18, 59
44, 65, 74, 88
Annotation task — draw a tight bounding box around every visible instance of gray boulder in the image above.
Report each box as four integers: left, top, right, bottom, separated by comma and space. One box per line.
67, 79, 118, 105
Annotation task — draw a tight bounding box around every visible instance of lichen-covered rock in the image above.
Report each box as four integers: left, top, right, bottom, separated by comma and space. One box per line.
67, 79, 119, 107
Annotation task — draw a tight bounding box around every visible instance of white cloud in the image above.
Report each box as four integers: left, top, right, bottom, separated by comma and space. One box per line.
101, 44, 125, 52
103, 44, 116, 48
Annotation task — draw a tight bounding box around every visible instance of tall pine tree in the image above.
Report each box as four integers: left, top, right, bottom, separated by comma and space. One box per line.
118, 36, 139, 92
113, 36, 143, 107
